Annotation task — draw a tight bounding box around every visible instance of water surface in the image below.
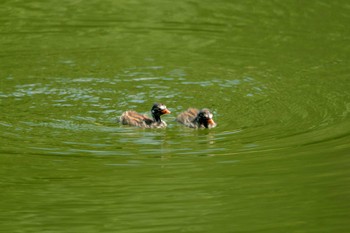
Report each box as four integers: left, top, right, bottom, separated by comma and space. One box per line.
1, 0, 350, 232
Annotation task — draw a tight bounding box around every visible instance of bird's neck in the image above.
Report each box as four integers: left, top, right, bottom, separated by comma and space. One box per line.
194, 116, 208, 128
152, 114, 161, 123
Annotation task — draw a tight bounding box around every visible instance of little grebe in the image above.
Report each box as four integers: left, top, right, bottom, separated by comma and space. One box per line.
119, 103, 171, 128
176, 108, 216, 128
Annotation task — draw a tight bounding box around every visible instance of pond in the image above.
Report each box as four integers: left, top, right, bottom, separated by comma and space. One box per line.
1, 0, 349, 232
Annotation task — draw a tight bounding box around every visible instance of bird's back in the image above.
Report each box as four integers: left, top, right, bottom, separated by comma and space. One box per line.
176, 108, 199, 127
119, 111, 152, 127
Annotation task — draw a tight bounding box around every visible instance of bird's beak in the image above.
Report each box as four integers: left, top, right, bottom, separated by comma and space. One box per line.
162, 109, 171, 114
207, 118, 215, 125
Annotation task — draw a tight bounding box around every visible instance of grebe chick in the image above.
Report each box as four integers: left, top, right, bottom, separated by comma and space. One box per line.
119, 103, 171, 128
176, 108, 216, 128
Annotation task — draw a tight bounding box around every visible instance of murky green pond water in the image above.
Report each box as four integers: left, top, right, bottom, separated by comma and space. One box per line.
1, 1, 350, 232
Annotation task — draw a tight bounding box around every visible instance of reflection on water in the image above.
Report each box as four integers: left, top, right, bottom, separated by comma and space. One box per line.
1, 0, 350, 232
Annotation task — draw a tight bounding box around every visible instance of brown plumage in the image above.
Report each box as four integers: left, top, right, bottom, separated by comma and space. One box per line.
176, 108, 216, 128
119, 103, 171, 128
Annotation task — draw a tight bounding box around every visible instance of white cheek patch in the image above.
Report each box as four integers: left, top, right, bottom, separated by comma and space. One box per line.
159, 105, 166, 110
209, 114, 213, 119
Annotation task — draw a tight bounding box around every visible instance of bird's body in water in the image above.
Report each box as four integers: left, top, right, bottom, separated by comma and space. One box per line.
176, 108, 216, 128
119, 103, 171, 128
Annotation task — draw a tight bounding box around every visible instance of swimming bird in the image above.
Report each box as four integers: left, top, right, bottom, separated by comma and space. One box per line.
119, 103, 171, 128
176, 108, 216, 128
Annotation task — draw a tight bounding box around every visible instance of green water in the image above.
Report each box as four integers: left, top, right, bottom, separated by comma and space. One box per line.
1, 0, 350, 232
